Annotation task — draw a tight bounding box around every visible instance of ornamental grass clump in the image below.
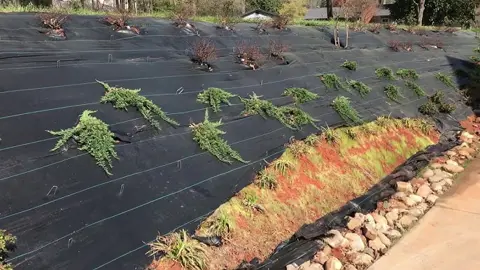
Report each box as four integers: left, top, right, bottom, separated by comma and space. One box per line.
320, 73, 348, 91
405, 80, 426, 97
396, 68, 419, 80
197, 87, 236, 112
147, 230, 207, 270
418, 90, 456, 115
418, 101, 438, 115
331, 96, 363, 125
98, 81, 179, 130
282, 87, 319, 104
47, 110, 118, 175
384, 84, 402, 103
348, 80, 371, 97
190, 110, 247, 164
375, 67, 396, 80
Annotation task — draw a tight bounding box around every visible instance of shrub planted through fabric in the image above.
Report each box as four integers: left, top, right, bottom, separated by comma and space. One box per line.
348, 80, 371, 97
438, 103, 456, 113
147, 230, 206, 270
197, 87, 236, 112
282, 87, 319, 104
99, 81, 179, 130
0, 229, 16, 270
204, 211, 234, 237
435, 72, 456, 88
320, 73, 348, 90
331, 96, 363, 125
47, 110, 118, 175
396, 68, 419, 80
240, 93, 318, 129
419, 101, 439, 115
341, 60, 357, 71
405, 80, 426, 97
376, 67, 396, 80
190, 110, 247, 164
384, 84, 402, 103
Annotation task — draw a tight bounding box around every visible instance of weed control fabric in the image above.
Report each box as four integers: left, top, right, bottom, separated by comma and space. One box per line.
0, 14, 476, 269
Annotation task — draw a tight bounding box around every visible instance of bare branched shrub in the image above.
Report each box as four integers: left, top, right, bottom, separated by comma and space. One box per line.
191, 39, 217, 64
368, 23, 381, 34
388, 40, 401, 52
269, 40, 289, 59
444, 27, 458, 33
401, 41, 413, 52
235, 41, 265, 70
38, 12, 68, 30
254, 21, 271, 34
104, 8, 131, 29
386, 22, 397, 32
271, 15, 291, 30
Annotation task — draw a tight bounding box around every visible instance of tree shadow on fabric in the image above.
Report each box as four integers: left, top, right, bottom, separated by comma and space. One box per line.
446, 55, 480, 116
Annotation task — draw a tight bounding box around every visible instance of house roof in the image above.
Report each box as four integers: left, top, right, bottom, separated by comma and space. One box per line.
304, 7, 391, 20
241, 9, 278, 18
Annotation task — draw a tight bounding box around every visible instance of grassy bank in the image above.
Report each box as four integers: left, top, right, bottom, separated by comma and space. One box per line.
148, 117, 439, 270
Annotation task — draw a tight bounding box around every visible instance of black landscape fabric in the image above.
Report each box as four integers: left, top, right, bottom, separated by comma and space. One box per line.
0, 13, 477, 270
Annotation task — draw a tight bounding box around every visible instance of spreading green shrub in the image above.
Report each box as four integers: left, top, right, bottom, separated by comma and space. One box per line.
197, 87, 236, 112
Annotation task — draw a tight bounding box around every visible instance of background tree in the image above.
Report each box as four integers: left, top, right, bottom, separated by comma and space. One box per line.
279, 0, 308, 18
247, 0, 283, 13
389, 0, 477, 27
415, 0, 425, 26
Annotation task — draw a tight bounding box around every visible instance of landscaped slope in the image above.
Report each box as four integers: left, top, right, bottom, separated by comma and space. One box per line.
149, 118, 439, 269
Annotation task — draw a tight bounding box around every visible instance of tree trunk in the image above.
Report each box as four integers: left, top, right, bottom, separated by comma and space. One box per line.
327, 0, 333, 19
345, 22, 349, 48
417, 0, 425, 26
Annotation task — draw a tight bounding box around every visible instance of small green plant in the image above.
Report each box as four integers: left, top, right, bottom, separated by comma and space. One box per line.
240, 93, 317, 129
190, 110, 247, 164
348, 80, 371, 97
345, 128, 357, 139
276, 106, 319, 130
147, 230, 207, 270
384, 85, 402, 103
204, 212, 233, 237
435, 72, 455, 88
0, 230, 16, 270
322, 125, 338, 144
288, 141, 311, 157
331, 96, 363, 125
405, 81, 426, 97
196, 87, 236, 113
341, 60, 357, 71
255, 170, 277, 189
283, 87, 319, 104
271, 156, 296, 176
47, 110, 118, 175
320, 73, 348, 90
470, 55, 480, 62
418, 101, 439, 115
430, 91, 444, 104
474, 47, 480, 53
375, 67, 396, 80
242, 190, 258, 207
240, 92, 278, 118
304, 134, 320, 146
438, 103, 456, 113
99, 81, 179, 130
396, 68, 419, 80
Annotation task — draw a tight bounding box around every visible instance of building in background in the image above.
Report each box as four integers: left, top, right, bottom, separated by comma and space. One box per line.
241, 9, 277, 20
